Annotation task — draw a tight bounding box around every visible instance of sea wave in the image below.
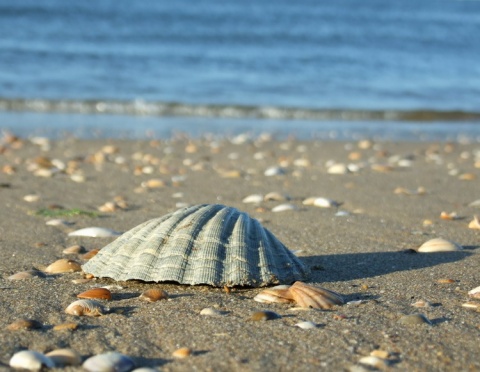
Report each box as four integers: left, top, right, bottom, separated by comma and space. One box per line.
1, 98, 479, 122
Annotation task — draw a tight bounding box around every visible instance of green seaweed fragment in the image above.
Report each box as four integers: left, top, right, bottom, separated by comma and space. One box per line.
33, 208, 99, 218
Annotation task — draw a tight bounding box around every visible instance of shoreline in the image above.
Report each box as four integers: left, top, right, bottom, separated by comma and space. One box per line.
1, 135, 479, 371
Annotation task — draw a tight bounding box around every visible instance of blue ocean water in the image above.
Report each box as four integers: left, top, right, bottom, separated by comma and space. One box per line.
0, 0, 479, 140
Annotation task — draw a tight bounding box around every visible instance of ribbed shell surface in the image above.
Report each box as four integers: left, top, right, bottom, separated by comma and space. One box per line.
82, 204, 310, 287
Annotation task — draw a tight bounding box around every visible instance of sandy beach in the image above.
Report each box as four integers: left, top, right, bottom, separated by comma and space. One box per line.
0, 133, 479, 371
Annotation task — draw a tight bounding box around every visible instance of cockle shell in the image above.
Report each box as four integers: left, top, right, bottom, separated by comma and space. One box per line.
289, 281, 344, 309
82, 204, 309, 287
65, 299, 106, 317
83, 352, 135, 372
77, 288, 112, 300
45, 259, 82, 274
417, 238, 463, 252
9, 350, 55, 371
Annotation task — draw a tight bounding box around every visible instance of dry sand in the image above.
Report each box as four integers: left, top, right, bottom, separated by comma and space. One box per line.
0, 134, 479, 371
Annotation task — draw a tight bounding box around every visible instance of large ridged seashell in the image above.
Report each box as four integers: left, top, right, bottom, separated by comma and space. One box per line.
289, 281, 344, 309
83, 352, 135, 372
417, 238, 463, 253
65, 299, 106, 317
9, 350, 55, 371
82, 204, 309, 287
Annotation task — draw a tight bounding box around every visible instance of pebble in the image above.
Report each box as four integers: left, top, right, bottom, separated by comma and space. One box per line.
249, 310, 281, 321
398, 313, 432, 326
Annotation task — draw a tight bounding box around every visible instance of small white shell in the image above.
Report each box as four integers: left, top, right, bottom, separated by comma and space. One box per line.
264, 166, 286, 176
242, 194, 263, 204
271, 203, 297, 212
264, 192, 290, 202
303, 197, 339, 208
200, 308, 227, 316
417, 238, 463, 252
9, 350, 55, 371
468, 215, 480, 230
68, 227, 122, 238
46, 219, 74, 227
82, 352, 135, 372
295, 321, 317, 329
327, 163, 348, 175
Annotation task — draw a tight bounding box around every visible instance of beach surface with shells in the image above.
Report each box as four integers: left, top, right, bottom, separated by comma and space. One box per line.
0, 133, 479, 371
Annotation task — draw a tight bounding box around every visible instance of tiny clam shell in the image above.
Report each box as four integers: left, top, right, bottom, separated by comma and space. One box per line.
77, 288, 112, 301
83, 352, 135, 372
254, 285, 294, 304
242, 194, 263, 204
45, 259, 82, 274
295, 321, 317, 329
7, 318, 43, 331
62, 245, 86, 254
65, 299, 106, 317
139, 288, 169, 302
417, 238, 463, 252
8, 270, 46, 280
9, 350, 55, 371
68, 227, 122, 238
289, 281, 344, 309
271, 203, 297, 212
45, 348, 81, 367
200, 307, 227, 316
468, 286, 480, 299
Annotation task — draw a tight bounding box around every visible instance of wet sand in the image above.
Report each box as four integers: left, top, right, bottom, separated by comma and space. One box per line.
0, 134, 479, 371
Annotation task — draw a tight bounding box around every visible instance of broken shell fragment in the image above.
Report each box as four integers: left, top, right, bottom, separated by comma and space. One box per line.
82, 204, 309, 287
53, 322, 79, 332
45, 349, 81, 367
45, 259, 82, 274
468, 286, 480, 299
83, 352, 135, 372
9, 350, 55, 371
77, 288, 112, 301
468, 215, 480, 230
417, 238, 463, 252
254, 285, 294, 304
289, 281, 344, 309
65, 299, 106, 317
139, 288, 169, 302
68, 227, 122, 238
172, 347, 192, 359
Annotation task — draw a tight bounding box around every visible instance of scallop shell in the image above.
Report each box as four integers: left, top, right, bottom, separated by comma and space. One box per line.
417, 238, 463, 252
289, 281, 344, 309
82, 204, 309, 287
254, 285, 294, 304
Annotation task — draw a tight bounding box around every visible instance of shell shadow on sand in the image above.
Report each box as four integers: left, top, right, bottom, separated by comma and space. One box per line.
82, 204, 310, 287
